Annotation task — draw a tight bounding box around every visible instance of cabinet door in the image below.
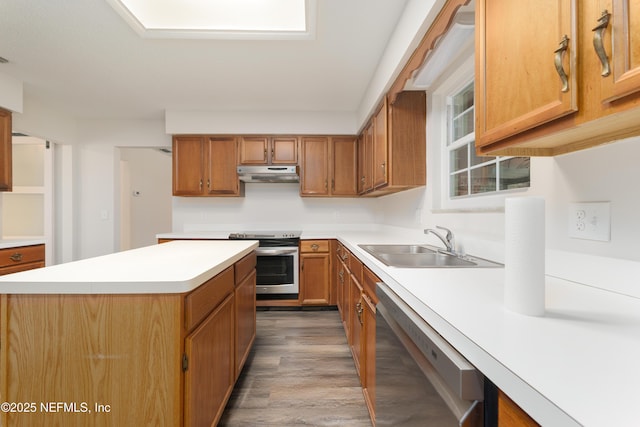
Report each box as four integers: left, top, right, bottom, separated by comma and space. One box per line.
300, 252, 330, 305
350, 279, 363, 378
599, 0, 640, 102
235, 270, 256, 378
271, 137, 298, 164
184, 293, 235, 427
336, 257, 346, 320
475, 0, 577, 147
173, 136, 205, 196
239, 136, 269, 164
358, 122, 374, 194
331, 136, 358, 196
372, 101, 388, 189
206, 136, 240, 195
362, 294, 376, 418
300, 136, 330, 196
0, 108, 11, 192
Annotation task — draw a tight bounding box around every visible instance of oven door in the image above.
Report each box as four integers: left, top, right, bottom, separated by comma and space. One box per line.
255, 247, 299, 295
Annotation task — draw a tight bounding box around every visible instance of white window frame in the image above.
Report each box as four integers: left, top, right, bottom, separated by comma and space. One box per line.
429, 54, 530, 211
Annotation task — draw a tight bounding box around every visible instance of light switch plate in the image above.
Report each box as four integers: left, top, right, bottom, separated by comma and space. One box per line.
568, 202, 610, 241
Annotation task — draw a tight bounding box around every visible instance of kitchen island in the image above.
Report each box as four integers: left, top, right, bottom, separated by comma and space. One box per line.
0, 240, 258, 427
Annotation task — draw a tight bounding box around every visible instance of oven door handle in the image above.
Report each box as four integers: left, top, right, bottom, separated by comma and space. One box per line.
255, 248, 298, 256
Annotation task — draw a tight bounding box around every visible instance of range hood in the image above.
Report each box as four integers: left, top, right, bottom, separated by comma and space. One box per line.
237, 165, 300, 183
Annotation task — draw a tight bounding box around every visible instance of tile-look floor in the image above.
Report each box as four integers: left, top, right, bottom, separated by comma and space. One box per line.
219, 310, 372, 426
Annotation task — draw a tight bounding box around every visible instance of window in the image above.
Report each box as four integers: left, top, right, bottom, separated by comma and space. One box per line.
446, 81, 530, 198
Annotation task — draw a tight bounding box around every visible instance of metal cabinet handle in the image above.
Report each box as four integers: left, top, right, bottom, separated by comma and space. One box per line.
341, 253, 348, 261
199, 179, 203, 190
592, 10, 611, 77
311, 243, 319, 251
554, 35, 571, 92
356, 301, 364, 325
9, 253, 23, 262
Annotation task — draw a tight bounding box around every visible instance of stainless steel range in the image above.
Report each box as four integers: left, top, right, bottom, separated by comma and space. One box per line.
228, 231, 300, 299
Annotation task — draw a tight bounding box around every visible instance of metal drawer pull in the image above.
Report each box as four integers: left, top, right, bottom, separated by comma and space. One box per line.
311, 244, 319, 251
10, 253, 23, 262
554, 35, 570, 92
592, 10, 611, 77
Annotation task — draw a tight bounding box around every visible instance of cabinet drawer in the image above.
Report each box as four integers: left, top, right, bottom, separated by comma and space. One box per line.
185, 267, 234, 331
363, 266, 379, 303
301, 240, 329, 253
0, 261, 45, 276
349, 255, 363, 284
337, 245, 350, 264
235, 251, 256, 286
0, 244, 45, 268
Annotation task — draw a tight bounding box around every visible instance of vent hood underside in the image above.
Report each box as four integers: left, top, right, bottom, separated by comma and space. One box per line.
237, 165, 299, 183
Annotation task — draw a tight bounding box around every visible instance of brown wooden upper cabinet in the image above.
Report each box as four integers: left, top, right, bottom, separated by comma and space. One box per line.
357, 126, 373, 194
173, 135, 242, 196
359, 91, 426, 196
0, 108, 12, 192
475, 0, 640, 156
238, 136, 298, 165
300, 136, 358, 197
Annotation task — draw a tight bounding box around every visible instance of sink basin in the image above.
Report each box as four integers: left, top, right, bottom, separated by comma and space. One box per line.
358, 244, 436, 254
377, 252, 477, 267
357, 244, 503, 268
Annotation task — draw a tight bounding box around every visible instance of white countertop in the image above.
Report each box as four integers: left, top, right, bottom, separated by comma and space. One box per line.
335, 230, 640, 427
0, 238, 46, 250
0, 240, 258, 294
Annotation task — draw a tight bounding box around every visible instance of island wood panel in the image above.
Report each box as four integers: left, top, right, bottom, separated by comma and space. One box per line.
0, 293, 183, 427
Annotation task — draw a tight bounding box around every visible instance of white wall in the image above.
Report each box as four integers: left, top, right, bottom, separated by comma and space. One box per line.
75, 119, 170, 258
172, 183, 377, 232
375, 134, 640, 263
119, 147, 172, 249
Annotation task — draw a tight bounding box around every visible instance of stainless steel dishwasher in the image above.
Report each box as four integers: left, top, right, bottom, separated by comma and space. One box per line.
376, 282, 496, 427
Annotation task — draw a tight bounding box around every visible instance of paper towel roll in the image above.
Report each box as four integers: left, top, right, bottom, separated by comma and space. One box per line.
504, 197, 546, 316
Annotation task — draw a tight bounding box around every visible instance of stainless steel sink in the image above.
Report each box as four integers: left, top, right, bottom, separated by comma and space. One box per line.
358, 244, 435, 254
358, 244, 503, 268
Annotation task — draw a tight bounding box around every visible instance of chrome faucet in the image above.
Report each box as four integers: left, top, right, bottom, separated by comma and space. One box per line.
424, 226, 455, 254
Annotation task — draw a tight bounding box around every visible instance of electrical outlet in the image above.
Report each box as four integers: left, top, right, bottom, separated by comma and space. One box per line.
568, 202, 610, 241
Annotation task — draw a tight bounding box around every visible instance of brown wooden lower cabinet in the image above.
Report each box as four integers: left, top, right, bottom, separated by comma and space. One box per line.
299, 240, 331, 306
334, 241, 378, 423
498, 390, 540, 427
0, 252, 256, 427
0, 244, 45, 276
234, 253, 257, 378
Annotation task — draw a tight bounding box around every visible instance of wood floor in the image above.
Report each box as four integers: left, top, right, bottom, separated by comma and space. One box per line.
219, 309, 373, 426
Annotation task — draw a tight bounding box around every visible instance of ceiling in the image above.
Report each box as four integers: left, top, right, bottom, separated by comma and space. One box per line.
0, 0, 410, 121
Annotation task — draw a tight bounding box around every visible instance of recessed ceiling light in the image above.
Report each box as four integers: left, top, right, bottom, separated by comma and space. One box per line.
106, 0, 316, 40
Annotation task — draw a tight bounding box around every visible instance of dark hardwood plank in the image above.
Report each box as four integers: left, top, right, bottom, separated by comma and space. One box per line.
219, 310, 372, 426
